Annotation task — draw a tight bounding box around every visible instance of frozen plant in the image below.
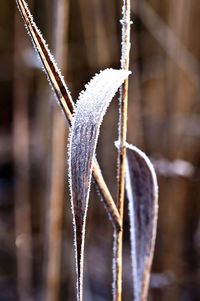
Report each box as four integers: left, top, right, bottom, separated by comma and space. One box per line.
16, 1, 159, 301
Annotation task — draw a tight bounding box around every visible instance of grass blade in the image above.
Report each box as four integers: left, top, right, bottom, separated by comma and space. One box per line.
69, 69, 130, 301
125, 143, 158, 301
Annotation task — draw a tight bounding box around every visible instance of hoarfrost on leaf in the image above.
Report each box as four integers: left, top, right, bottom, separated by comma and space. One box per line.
69, 68, 131, 301
120, 142, 158, 301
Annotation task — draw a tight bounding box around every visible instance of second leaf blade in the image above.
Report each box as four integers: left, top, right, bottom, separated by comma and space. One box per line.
125, 143, 158, 301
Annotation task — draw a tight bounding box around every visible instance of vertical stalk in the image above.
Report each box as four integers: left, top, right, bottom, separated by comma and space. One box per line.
113, 1, 131, 301
45, 0, 69, 301
13, 5, 33, 301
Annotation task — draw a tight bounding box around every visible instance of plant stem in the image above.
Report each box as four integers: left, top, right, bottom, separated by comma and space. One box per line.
46, 0, 69, 300
16, 0, 121, 230
114, 0, 131, 300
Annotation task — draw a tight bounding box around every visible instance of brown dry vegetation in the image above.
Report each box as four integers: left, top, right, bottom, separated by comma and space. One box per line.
0, 0, 200, 300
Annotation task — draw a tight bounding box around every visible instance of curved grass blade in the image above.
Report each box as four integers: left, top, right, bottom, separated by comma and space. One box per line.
69, 68, 131, 301
125, 143, 158, 301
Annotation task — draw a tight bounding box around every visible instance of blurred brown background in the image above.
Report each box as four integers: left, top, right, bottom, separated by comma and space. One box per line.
0, 0, 200, 300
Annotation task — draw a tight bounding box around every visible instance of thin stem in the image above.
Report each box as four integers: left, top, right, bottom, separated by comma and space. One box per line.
45, 0, 69, 300
114, 0, 131, 300
16, 0, 121, 230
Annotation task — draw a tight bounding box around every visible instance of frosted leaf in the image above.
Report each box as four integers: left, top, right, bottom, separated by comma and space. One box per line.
69, 69, 130, 301
125, 143, 158, 301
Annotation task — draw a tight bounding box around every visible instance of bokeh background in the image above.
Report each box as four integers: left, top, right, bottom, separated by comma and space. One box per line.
0, 0, 200, 300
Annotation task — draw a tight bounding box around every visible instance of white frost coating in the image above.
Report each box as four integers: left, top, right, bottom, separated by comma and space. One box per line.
69, 69, 131, 301
74, 69, 131, 124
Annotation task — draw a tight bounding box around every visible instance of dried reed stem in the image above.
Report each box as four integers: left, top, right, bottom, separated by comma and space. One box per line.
114, 0, 131, 300
45, 0, 69, 300
16, 0, 121, 230
13, 6, 33, 301
46, 112, 66, 301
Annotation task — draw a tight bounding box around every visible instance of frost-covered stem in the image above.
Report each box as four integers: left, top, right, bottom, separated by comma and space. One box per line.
15, 0, 121, 230
16, 0, 74, 121
114, 1, 131, 300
